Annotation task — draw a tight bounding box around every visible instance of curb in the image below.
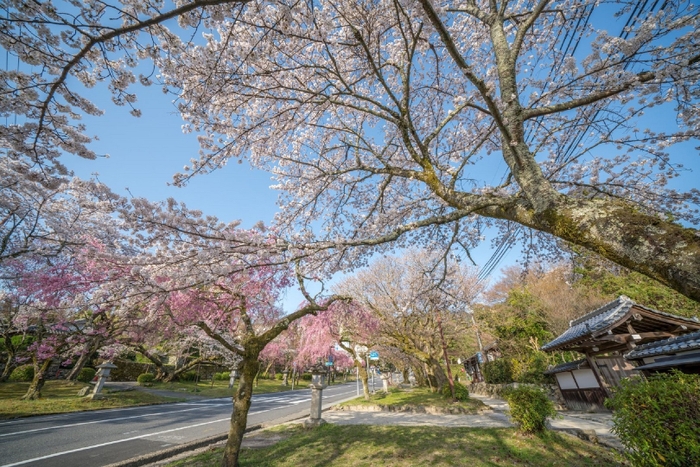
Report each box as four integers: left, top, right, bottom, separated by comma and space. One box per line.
103, 425, 259, 467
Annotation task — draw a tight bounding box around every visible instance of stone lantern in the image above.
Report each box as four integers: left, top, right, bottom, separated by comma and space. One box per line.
304, 364, 328, 428
282, 369, 289, 386
89, 362, 117, 400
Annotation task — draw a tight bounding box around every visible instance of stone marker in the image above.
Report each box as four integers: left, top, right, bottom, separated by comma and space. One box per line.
303, 365, 328, 428
88, 362, 117, 400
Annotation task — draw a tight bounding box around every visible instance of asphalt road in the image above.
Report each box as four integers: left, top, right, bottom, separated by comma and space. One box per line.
0, 383, 358, 467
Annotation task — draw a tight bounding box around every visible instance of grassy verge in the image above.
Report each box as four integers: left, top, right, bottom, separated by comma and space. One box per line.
338, 387, 486, 413
145, 376, 351, 398
0, 381, 182, 419
167, 424, 625, 467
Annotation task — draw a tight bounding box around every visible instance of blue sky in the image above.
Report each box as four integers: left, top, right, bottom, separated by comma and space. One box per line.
62, 6, 700, 312
67, 81, 522, 311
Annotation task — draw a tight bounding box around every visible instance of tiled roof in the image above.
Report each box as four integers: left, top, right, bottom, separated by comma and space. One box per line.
543, 358, 588, 375
541, 295, 700, 352
540, 296, 634, 351
625, 329, 700, 360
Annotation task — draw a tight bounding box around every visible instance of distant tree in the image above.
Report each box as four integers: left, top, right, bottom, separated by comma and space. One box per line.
573, 253, 700, 318
295, 301, 378, 400
339, 250, 481, 395
477, 263, 606, 381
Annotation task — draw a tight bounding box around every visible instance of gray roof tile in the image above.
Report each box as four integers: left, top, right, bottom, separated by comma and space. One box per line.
625, 329, 700, 360
540, 296, 634, 351
543, 358, 588, 375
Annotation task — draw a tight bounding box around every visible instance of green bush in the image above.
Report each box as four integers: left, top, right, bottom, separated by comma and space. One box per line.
514, 353, 552, 384
221, 371, 230, 380
605, 371, 700, 467
504, 386, 557, 434
301, 373, 313, 381
275, 373, 283, 380
179, 371, 197, 381
441, 382, 470, 401
482, 359, 513, 384
77, 367, 96, 383
137, 373, 155, 386
9, 364, 34, 382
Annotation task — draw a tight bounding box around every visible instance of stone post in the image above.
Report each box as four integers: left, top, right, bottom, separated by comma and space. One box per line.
381, 373, 390, 393
89, 362, 117, 400
282, 370, 289, 386
303, 365, 327, 428
229, 369, 239, 389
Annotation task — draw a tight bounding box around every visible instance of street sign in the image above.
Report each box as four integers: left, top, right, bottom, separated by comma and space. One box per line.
369, 350, 379, 360
325, 361, 333, 366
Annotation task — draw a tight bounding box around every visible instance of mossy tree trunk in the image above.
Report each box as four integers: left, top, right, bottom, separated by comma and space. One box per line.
65, 338, 101, 381
21, 358, 52, 400
221, 356, 259, 467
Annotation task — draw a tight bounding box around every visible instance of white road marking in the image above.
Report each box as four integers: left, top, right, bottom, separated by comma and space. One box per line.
0, 407, 205, 438
0, 417, 232, 467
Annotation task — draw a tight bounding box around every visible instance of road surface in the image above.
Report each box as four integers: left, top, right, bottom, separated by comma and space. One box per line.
0, 383, 358, 467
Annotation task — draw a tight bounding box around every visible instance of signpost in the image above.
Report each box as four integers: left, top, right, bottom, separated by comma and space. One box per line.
369, 350, 379, 360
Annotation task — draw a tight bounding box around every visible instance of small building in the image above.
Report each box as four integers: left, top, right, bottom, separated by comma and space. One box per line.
541, 296, 700, 410
624, 329, 700, 374
461, 342, 500, 383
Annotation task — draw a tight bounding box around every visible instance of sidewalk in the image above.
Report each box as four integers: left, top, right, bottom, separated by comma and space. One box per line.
320, 392, 623, 451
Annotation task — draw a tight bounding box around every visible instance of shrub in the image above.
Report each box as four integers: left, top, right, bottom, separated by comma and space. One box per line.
514, 353, 552, 384
504, 386, 557, 434
220, 371, 230, 380
9, 364, 34, 382
441, 382, 470, 401
77, 367, 96, 383
482, 359, 513, 384
605, 371, 700, 467
275, 373, 283, 380
301, 373, 313, 381
137, 373, 155, 386
179, 371, 197, 381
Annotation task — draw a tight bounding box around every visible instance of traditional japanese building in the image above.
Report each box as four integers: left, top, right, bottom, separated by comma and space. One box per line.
624, 329, 700, 374
541, 296, 700, 410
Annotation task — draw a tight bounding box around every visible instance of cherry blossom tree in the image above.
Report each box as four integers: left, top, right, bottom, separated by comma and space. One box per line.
0, 254, 100, 399
338, 250, 481, 395
6, 0, 699, 300
295, 301, 375, 397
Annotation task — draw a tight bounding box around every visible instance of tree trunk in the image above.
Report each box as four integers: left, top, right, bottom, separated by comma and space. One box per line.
1, 340, 16, 382
21, 358, 52, 400
221, 358, 260, 467
356, 362, 371, 400
402, 368, 409, 385
477, 197, 700, 302
162, 356, 218, 383
65, 338, 100, 381
134, 346, 172, 381
436, 314, 456, 401
411, 365, 428, 387
425, 357, 448, 393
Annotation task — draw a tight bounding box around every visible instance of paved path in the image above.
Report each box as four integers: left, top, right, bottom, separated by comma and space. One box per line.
319, 392, 622, 450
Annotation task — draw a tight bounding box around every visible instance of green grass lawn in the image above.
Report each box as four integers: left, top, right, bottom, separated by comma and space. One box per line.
146, 376, 351, 398
339, 387, 487, 413
0, 376, 353, 419
167, 424, 625, 467
0, 380, 183, 419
